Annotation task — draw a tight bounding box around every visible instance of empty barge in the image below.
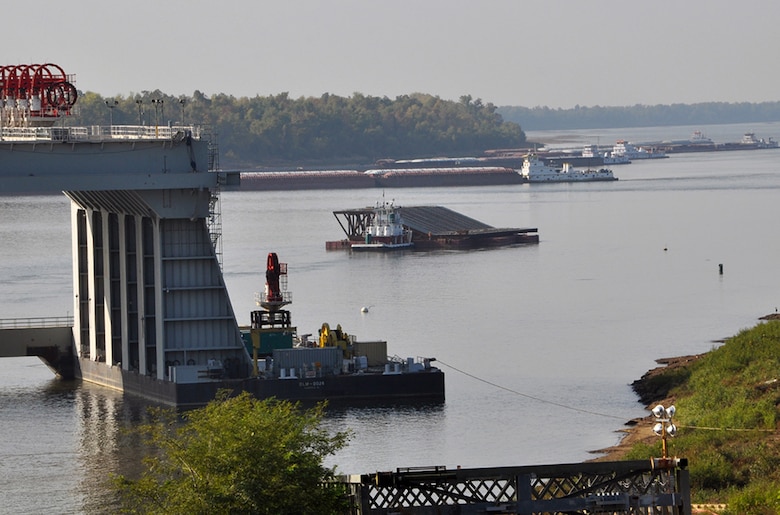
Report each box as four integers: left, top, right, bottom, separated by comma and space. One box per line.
327, 205, 539, 250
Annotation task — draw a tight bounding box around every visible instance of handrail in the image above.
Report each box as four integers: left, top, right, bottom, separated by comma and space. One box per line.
0, 316, 74, 329
0, 124, 203, 142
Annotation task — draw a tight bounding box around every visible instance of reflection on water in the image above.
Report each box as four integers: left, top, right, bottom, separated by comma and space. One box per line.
75, 384, 155, 515
322, 402, 447, 472
0, 358, 164, 514
0, 358, 445, 513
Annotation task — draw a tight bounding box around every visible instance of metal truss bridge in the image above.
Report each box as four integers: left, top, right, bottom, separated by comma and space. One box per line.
339, 458, 691, 514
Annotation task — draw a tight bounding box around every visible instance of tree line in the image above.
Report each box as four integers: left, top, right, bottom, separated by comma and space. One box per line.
497, 101, 780, 131
70, 91, 527, 168
70, 90, 780, 167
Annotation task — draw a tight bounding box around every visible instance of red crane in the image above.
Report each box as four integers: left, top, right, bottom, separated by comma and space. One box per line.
260, 252, 290, 311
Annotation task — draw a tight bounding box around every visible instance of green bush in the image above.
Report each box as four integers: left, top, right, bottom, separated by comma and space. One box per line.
727, 481, 780, 515
114, 392, 351, 515
689, 451, 738, 490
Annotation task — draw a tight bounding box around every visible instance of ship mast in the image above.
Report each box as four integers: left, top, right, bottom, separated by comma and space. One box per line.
258, 252, 291, 311
250, 253, 295, 377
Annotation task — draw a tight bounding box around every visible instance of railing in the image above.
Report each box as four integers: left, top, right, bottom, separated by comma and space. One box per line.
0, 124, 203, 142
339, 459, 692, 514
0, 316, 74, 329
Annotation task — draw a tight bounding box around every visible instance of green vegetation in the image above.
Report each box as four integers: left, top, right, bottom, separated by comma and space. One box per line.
114, 392, 351, 515
71, 91, 526, 168
623, 321, 780, 514
74, 87, 780, 167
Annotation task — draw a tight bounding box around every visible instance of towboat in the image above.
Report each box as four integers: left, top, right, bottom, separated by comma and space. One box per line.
581, 145, 631, 165
518, 155, 617, 183
351, 200, 414, 250
739, 132, 778, 148
611, 140, 667, 160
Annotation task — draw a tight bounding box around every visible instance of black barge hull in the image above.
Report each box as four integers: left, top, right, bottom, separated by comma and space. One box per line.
78, 358, 445, 408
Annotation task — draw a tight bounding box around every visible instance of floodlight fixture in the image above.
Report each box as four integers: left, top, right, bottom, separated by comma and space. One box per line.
651, 404, 676, 458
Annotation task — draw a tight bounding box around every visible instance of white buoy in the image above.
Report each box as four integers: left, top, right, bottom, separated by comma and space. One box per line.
360, 306, 369, 313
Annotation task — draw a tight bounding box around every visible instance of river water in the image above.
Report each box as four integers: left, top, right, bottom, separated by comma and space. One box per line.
2, 121, 780, 513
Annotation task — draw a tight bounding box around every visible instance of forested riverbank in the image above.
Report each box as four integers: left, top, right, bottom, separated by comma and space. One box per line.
70, 91, 526, 169
69, 88, 780, 169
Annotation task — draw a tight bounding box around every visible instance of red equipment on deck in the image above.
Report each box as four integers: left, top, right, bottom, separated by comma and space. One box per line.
0, 63, 78, 125
260, 252, 290, 311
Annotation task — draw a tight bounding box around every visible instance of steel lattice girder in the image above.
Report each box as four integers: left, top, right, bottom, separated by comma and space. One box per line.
339, 459, 691, 514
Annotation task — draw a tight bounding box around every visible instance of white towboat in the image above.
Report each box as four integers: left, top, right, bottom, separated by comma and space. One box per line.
581, 145, 631, 165
519, 155, 617, 183
351, 201, 414, 250
611, 140, 667, 160
740, 132, 778, 148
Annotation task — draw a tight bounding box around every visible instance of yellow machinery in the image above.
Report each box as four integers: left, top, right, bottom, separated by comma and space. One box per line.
319, 323, 353, 357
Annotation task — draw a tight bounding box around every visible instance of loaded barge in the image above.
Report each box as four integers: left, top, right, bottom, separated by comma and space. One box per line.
238, 166, 523, 190
632, 131, 779, 154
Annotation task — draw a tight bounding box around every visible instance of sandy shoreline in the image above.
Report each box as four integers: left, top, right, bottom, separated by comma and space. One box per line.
589, 353, 706, 461
592, 312, 780, 461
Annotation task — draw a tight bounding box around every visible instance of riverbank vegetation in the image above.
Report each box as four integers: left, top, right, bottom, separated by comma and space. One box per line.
71, 91, 526, 168
71, 89, 780, 168
622, 319, 780, 514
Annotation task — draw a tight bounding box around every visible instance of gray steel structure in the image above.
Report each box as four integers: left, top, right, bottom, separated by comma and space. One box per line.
1, 125, 249, 398
339, 458, 691, 514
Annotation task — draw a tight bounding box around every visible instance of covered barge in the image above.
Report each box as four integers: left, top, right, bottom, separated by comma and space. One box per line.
327, 205, 539, 250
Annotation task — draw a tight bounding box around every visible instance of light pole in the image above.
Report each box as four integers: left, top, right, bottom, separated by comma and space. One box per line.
105, 99, 118, 126
135, 99, 143, 125
151, 99, 164, 136
652, 404, 677, 458
179, 97, 186, 125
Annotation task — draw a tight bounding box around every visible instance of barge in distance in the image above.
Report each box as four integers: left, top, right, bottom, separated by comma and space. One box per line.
236, 166, 525, 190
648, 131, 779, 153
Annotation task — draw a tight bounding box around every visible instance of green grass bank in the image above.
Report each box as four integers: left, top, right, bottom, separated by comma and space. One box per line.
610, 317, 780, 513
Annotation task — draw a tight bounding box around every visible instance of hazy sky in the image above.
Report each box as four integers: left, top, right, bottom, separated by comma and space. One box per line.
5, 0, 778, 108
